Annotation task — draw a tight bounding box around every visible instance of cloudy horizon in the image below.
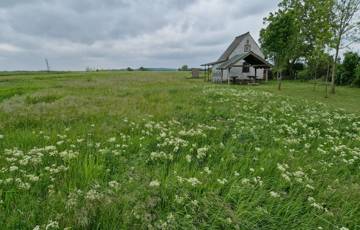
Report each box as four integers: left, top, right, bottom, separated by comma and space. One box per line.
1, 0, 278, 71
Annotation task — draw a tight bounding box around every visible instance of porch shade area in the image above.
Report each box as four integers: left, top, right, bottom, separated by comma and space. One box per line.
201, 51, 272, 82
217, 52, 271, 69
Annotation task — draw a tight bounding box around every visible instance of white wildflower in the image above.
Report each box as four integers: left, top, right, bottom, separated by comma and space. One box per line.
281, 173, 291, 182
185, 155, 192, 163
269, 191, 280, 198
177, 176, 185, 183
149, 180, 160, 187
28, 175, 40, 182
204, 167, 212, 174
277, 163, 286, 172
293, 171, 305, 177
187, 177, 201, 186
175, 195, 184, 204
310, 202, 324, 210
197, 147, 208, 159
109, 180, 120, 189
45, 220, 59, 229
108, 137, 116, 143
217, 178, 228, 185
241, 178, 250, 185
306, 184, 315, 190
308, 197, 316, 203
56, 141, 64, 145
85, 189, 103, 201
191, 200, 199, 206
9, 166, 18, 172
45, 146, 56, 151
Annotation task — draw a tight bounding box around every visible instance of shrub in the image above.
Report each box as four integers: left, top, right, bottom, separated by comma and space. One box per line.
297, 69, 312, 81
352, 65, 360, 87
336, 52, 360, 85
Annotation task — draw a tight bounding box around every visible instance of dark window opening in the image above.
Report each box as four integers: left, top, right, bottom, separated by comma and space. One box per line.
243, 63, 250, 73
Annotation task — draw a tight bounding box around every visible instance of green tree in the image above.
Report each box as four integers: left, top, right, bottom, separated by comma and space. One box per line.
337, 51, 360, 85
302, 0, 333, 85
179, 65, 189, 71
353, 64, 360, 86
330, 0, 360, 94
260, 9, 301, 90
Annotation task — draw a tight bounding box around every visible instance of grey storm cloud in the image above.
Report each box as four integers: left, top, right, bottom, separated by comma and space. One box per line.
0, 0, 279, 70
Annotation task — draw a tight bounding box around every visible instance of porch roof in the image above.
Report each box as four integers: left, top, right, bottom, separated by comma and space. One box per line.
200, 60, 225, 66
217, 51, 272, 69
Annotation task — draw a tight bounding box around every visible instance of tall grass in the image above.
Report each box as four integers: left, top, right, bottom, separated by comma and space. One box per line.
0, 71, 358, 229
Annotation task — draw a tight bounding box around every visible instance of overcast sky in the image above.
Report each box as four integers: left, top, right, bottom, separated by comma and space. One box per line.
0, 0, 281, 70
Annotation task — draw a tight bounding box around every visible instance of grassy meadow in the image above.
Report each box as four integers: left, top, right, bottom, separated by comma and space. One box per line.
0, 71, 359, 229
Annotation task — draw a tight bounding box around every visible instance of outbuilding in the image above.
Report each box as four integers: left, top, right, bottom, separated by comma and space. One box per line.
202, 32, 271, 83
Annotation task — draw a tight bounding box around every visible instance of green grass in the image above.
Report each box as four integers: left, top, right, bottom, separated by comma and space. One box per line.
255, 80, 360, 114
0, 71, 359, 229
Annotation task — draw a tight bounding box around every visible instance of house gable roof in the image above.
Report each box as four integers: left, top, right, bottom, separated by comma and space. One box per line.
217, 32, 250, 62
201, 32, 268, 67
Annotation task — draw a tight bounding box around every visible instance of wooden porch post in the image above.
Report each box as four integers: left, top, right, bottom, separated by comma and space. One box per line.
254, 67, 257, 83
208, 65, 210, 82
265, 69, 268, 82
208, 65, 211, 82
221, 69, 223, 83
228, 68, 231, 85
205, 65, 208, 82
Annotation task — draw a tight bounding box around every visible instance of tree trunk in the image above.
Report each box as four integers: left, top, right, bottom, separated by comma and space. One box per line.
313, 61, 318, 91
325, 62, 330, 98
331, 38, 341, 94
289, 59, 297, 79
277, 72, 282, 91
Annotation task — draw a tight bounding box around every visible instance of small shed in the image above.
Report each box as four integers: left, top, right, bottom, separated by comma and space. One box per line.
191, 68, 200, 78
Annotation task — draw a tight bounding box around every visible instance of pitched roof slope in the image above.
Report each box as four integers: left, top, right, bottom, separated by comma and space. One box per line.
217, 51, 272, 69
216, 32, 249, 62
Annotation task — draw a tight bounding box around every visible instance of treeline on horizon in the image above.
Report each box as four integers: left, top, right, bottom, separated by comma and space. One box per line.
259, 0, 360, 91
0, 68, 179, 75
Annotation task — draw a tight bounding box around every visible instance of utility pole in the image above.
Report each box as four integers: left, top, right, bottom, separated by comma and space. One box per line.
45, 58, 50, 72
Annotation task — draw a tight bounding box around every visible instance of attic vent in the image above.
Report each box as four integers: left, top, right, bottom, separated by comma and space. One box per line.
244, 40, 251, 52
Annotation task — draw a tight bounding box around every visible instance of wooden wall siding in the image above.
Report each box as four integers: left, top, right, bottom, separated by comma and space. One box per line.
211, 33, 267, 82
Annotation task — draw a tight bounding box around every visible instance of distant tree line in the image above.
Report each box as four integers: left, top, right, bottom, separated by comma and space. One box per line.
124, 67, 148, 71
260, 0, 360, 92
178, 65, 189, 71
